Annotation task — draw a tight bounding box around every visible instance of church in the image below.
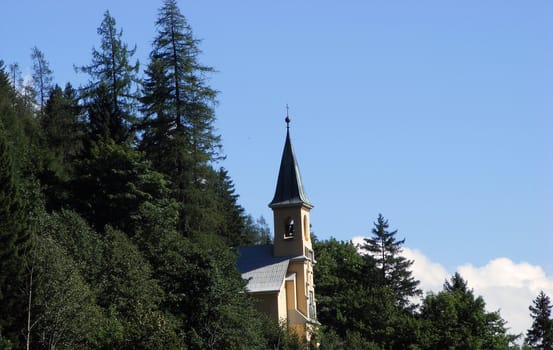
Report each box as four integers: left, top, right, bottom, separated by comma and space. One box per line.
237, 116, 318, 340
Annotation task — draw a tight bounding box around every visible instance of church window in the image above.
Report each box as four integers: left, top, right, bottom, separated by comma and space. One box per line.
308, 291, 316, 320
284, 217, 294, 238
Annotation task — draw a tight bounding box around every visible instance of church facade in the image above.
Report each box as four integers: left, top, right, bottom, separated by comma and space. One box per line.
237, 118, 318, 340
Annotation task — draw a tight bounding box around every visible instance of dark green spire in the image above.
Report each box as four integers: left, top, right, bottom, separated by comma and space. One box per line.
269, 118, 312, 208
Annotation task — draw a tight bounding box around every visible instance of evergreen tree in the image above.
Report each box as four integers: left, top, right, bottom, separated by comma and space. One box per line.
42, 84, 84, 171
30, 46, 53, 115
7, 62, 20, 90
214, 168, 248, 246
141, 0, 220, 165
526, 291, 553, 349
0, 65, 33, 348
314, 236, 422, 348
40, 83, 85, 209
361, 214, 421, 309
421, 273, 518, 349
70, 140, 170, 233
0, 61, 42, 175
243, 215, 272, 245
78, 10, 139, 144
140, 0, 222, 235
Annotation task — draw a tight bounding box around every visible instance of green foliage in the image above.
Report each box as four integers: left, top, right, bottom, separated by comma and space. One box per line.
71, 140, 170, 233
314, 214, 424, 349
6, 2, 530, 349
525, 291, 553, 349
78, 10, 139, 144
420, 273, 519, 349
139, 0, 226, 237
313, 237, 365, 337
0, 90, 34, 347
213, 168, 248, 246
30, 46, 53, 114
259, 318, 308, 350
39, 83, 85, 209
42, 83, 84, 175
151, 232, 265, 349
361, 213, 421, 310
0, 61, 43, 176
314, 232, 519, 349
243, 214, 272, 245
100, 227, 180, 349
141, 0, 220, 165
41, 210, 105, 285
30, 234, 105, 350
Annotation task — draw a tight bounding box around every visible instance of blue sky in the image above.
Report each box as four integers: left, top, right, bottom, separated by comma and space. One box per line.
3, 0, 553, 335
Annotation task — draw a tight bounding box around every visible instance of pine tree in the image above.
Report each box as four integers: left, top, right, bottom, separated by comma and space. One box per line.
361, 214, 421, 309
30, 46, 53, 115
42, 84, 84, 174
78, 10, 139, 144
0, 64, 32, 289
214, 168, 248, 246
140, 0, 222, 235
526, 291, 553, 349
70, 140, 170, 233
0, 69, 32, 348
141, 0, 220, 165
0, 119, 22, 295
0, 61, 39, 173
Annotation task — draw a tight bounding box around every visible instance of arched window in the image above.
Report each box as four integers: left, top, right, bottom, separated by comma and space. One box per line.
284, 217, 294, 238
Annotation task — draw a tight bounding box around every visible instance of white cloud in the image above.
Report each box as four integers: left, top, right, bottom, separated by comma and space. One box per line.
402, 247, 449, 293
349, 236, 553, 339
457, 259, 553, 337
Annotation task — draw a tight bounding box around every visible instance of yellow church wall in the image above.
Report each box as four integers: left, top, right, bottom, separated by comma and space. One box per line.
253, 293, 276, 319
285, 278, 297, 311
250, 279, 290, 325
273, 205, 313, 258
253, 292, 280, 321
288, 261, 309, 317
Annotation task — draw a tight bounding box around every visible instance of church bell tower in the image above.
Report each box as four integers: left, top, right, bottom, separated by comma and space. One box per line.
269, 115, 314, 258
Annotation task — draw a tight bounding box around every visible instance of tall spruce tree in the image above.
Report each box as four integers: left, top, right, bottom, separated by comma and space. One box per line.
526, 291, 553, 349
140, 0, 222, 235
42, 84, 84, 174
0, 64, 33, 348
30, 46, 53, 115
78, 10, 139, 144
39, 83, 85, 209
361, 214, 421, 309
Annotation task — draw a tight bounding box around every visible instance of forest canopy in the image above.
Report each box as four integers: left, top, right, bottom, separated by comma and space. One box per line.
0, 1, 548, 349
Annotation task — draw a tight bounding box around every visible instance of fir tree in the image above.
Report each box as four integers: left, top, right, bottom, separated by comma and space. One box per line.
526, 291, 553, 349
30, 46, 53, 115
78, 10, 140, 144
42, 84, 84, 174
0, 66, 32, 347
140, 0, 222, 235
361, 214, 421, 309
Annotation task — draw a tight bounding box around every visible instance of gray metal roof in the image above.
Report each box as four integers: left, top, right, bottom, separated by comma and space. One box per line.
269, 127, 313, 208
237, 245, 290, 293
